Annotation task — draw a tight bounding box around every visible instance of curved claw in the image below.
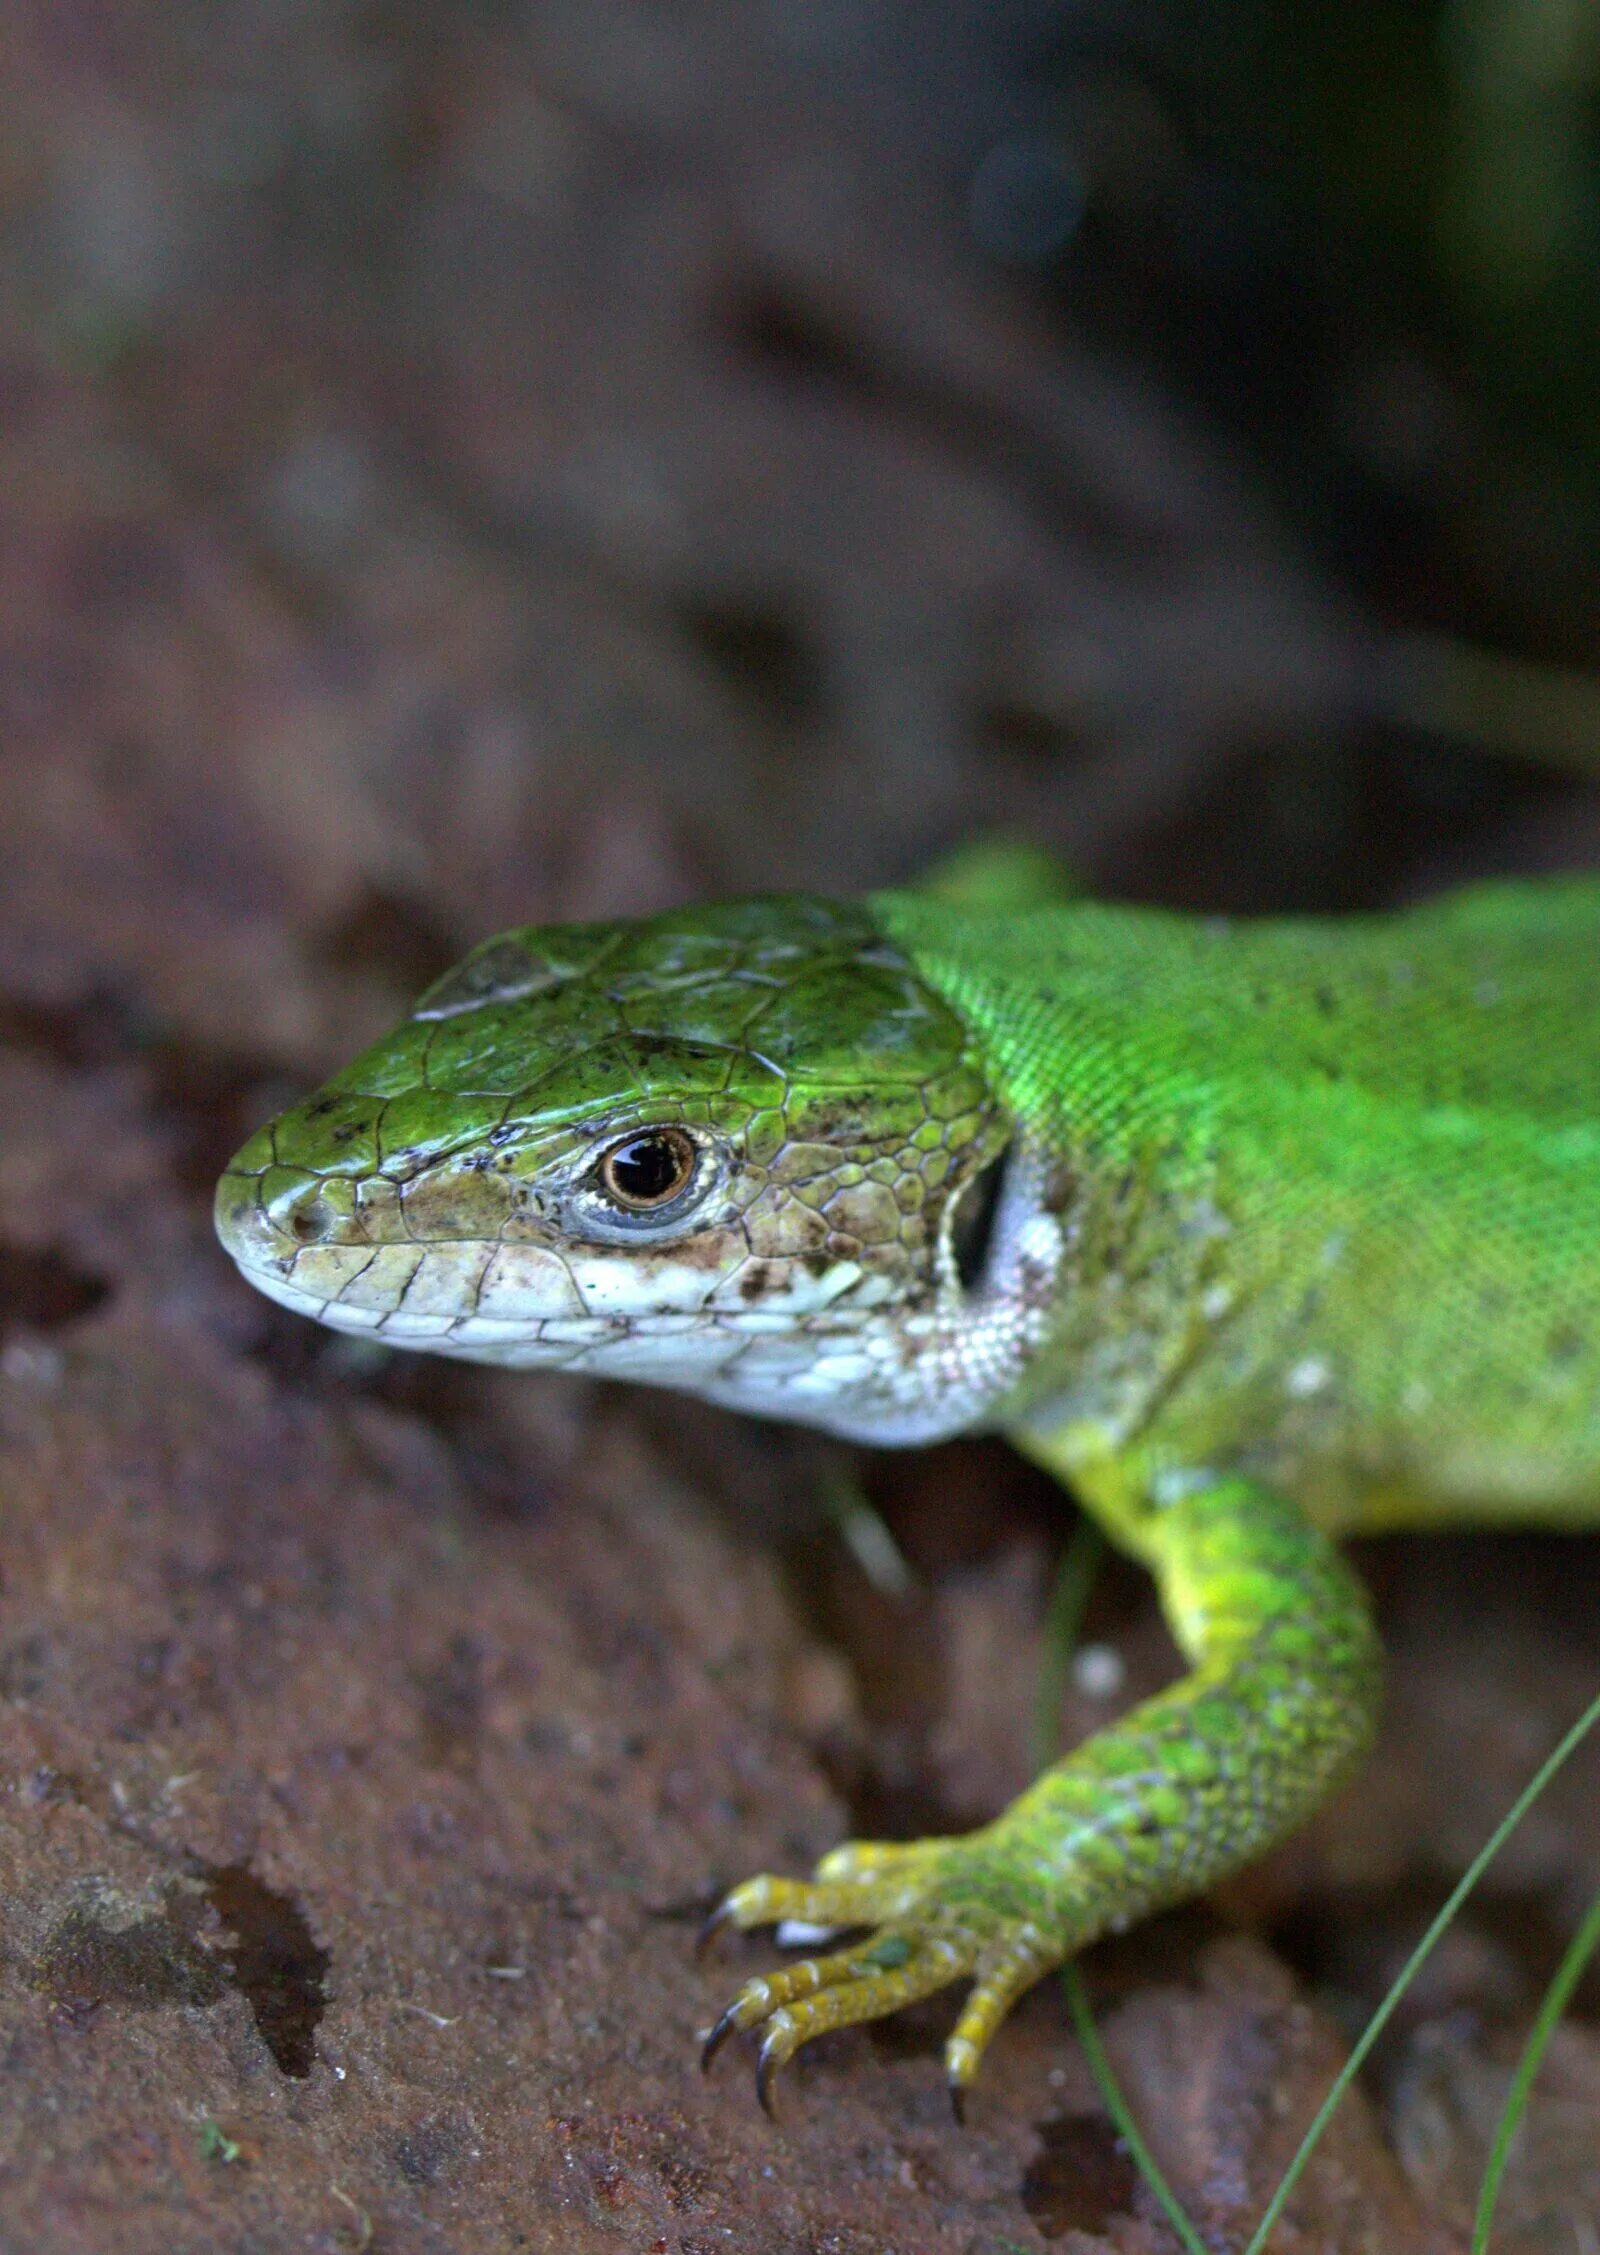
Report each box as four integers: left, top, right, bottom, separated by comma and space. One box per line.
696, 1898, 738, 1961
692, 1835, 1066, 2112
700, 1998, 744, 2074
947, 2079, 967, 2127
944, 1927, 1052, 2098
704, 1942, 974, 2114
755, 2030, 785, 2119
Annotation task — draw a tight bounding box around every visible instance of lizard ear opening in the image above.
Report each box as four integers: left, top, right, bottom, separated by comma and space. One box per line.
949, 1140, 1011, 1293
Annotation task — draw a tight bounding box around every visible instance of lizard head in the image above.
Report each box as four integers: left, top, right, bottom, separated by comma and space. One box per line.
215, 897, 1028, 1440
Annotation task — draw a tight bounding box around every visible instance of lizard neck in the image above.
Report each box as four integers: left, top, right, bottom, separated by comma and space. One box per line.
990, 1129, 1239, 1474
680, 1127, 1070, 1447
707, 1117, 1228, 1456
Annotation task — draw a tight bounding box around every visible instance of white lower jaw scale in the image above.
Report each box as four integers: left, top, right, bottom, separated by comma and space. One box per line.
230, 1238, 957, 1416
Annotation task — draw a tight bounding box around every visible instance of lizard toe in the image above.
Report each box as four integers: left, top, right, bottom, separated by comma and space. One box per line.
706, 1934, 973, 2109
699, 1835, 1069, 2110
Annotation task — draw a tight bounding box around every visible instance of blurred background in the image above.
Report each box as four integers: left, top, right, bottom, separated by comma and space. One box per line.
4, 0, 1600, 1076
2, 6, 1599, 2250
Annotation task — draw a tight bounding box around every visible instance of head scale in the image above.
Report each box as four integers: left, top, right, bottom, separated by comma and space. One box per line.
216, 896, 1028, 1440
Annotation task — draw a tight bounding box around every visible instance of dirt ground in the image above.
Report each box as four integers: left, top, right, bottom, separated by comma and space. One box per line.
1, 6, 1599, 2250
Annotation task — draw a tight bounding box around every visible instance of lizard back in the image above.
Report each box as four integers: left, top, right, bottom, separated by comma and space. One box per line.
875, 877, 1600, 1530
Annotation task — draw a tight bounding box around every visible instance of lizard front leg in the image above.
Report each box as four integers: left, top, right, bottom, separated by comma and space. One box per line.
702, 1474, 1382, 2112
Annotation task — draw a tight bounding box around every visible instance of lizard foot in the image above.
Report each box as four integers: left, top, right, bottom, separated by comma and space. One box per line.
699, 1833, 1060, 2114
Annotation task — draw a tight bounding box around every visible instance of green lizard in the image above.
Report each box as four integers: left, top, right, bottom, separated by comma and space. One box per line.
214, 868, 1600, 2114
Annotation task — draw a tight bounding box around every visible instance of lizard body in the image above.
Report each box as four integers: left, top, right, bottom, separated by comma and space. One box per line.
215, 872, 1600, 2107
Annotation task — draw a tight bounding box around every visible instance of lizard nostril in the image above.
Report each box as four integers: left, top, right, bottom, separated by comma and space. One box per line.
288, 1197, 337, 1246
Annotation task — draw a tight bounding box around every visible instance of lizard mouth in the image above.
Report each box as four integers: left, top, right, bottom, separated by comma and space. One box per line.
220, 1192, 589, 1324
214, 1172, 894, 1384
218, 1227, 706, 1365
237, 1247, 646, 1356
218, 1213, 917, 1406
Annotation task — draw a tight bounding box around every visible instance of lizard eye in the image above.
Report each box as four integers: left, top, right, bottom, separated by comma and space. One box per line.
596, 1128, 699, 1212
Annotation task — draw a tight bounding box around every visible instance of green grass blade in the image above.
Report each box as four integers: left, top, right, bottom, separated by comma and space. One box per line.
1036, 1517, 1216, 2253
818, 1455, 916, 1598
1030, 1516, 1105, 1777
1242, 1683, 1600, 2255
1033, 1519, 1600, 2254
1062, 1962, 1217, 2255
1471, 1874, 1600, 2253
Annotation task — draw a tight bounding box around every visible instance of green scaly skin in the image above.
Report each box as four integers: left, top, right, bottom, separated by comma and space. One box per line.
215, 871, 1600, 2112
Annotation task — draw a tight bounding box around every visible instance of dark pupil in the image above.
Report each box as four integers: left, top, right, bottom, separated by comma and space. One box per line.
607, 1134, 687, 1204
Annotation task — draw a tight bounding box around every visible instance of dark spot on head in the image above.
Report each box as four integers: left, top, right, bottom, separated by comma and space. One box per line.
740, 1262, 777, 1301
305, 1097, 338, 1120
289, 1200, 336, 1245
1548, 1324, 1587, 1366
793, 1098, 871, 1142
